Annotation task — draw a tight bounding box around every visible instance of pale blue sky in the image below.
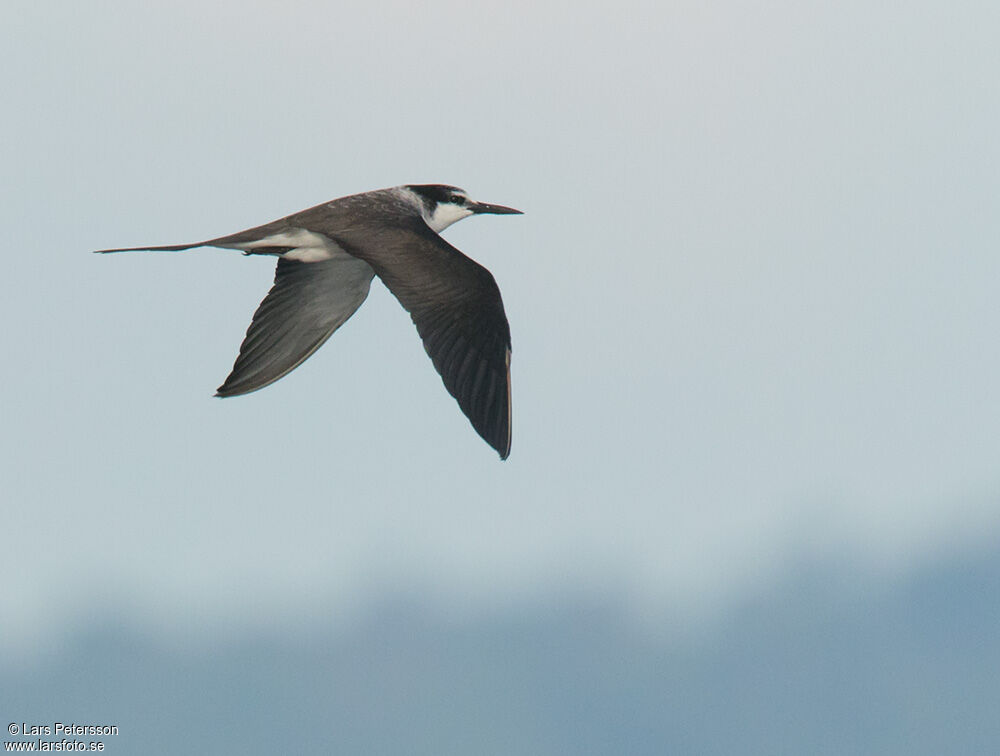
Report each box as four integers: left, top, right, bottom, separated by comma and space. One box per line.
2, 1, 1000, 751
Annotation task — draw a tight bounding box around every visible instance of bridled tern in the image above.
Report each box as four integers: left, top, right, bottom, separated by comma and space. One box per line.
96, 184, 522, 459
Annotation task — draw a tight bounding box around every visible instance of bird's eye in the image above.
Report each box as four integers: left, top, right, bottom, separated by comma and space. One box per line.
449, 194, 465, 205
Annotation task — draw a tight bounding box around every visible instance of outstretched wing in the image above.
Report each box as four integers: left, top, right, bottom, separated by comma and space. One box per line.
216, 254, 375, 396
345, 223, 512, 459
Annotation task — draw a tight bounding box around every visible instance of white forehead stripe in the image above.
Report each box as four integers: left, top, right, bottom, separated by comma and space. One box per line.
392, 185, 476, 233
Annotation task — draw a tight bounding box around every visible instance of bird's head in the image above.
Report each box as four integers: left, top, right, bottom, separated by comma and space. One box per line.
404, 184, 523, 233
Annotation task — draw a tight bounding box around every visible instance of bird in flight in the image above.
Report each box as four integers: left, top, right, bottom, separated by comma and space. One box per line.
96, 184, 522, 459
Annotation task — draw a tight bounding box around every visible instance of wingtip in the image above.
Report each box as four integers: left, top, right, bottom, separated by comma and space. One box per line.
214, 380, 244, 397
496, 434, 511, 461
215, 379, 264, 398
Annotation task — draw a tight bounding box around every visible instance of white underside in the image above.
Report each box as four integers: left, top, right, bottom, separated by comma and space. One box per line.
232, 227, 345, 262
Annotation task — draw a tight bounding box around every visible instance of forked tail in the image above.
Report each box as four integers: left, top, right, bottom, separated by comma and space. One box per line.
94, 242, 205, 254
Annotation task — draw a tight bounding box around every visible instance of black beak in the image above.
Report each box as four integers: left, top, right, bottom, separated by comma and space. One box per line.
469, 201, 523, 215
